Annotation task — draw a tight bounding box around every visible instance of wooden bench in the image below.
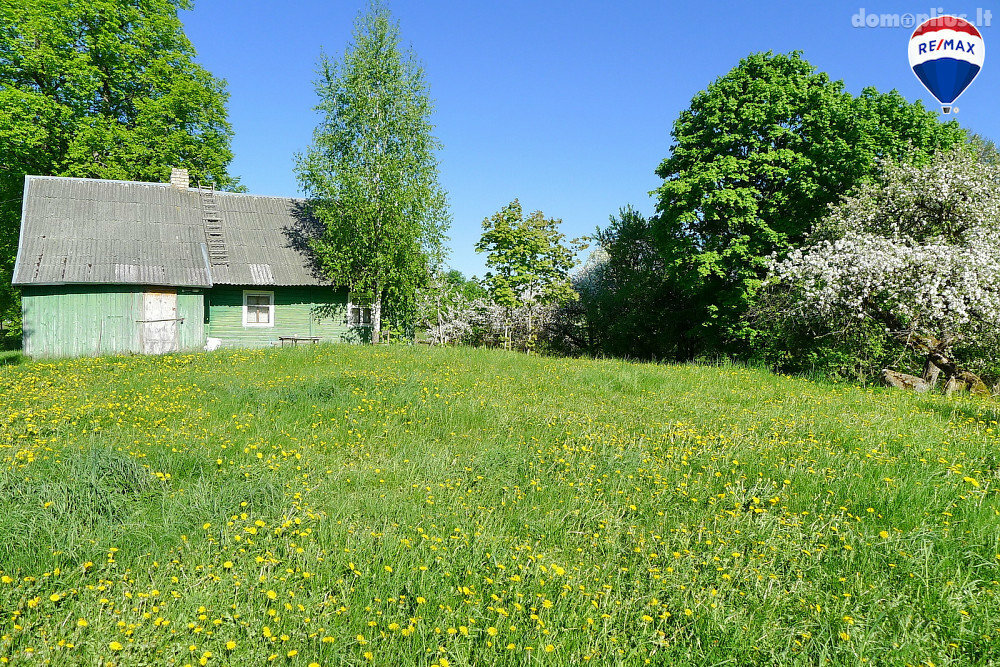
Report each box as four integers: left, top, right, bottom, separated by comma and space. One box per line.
278, 335, 321, 347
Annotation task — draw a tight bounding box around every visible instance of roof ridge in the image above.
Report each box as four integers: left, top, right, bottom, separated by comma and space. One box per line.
25, 175, 173, 187
24, 175, 305, 201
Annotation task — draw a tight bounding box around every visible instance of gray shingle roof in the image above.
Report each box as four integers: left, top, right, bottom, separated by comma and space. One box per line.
12, 176, 327, 288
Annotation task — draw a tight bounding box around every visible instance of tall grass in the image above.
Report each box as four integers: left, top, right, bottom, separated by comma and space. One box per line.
0, 345, 997, 665
0, 351, 22, 367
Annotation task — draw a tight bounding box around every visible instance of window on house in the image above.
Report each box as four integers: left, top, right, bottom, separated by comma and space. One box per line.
243, 291, 274, 327
347, 294, 373, 327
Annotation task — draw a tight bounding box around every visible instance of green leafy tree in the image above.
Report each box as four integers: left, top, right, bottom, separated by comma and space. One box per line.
476, 199, 583, 350
966, 131, 1000, 166
649, 51, 965, 358
583, 206, 678, 358
296, 2, 449, 343
0, 0, 238, 343
442, 269, 486, 301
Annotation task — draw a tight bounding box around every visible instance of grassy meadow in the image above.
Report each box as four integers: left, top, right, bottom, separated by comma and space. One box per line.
0, 344, 998, 665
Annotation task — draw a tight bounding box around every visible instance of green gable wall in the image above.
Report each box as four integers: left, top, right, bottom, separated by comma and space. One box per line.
205, 285, 356, 348
21, 285, 205, 358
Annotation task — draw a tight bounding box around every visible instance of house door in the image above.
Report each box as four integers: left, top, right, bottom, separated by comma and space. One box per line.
142, 290, 179, 354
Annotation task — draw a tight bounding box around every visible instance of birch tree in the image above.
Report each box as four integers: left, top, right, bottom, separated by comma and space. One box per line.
296, 2, 449, 343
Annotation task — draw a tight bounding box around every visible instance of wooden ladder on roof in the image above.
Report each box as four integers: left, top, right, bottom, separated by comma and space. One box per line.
198, 182, 229, 266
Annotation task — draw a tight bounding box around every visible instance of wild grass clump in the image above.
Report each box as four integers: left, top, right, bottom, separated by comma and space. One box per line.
0, 345, 997, 665
0, 351, 22, 367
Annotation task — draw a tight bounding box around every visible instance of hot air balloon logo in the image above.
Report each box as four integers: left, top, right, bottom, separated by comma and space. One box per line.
908, 15, 985, 114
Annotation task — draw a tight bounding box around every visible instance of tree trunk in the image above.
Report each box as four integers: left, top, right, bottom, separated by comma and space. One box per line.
435, 292, 443, 346
884, 334, 991, 397
922, 358, 942, 390
373, 288, 382, 344
527, 305, 533, 353
903, 334, 964, 395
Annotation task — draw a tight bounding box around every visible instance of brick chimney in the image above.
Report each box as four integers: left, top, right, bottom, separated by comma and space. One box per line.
170, 167, 189, 189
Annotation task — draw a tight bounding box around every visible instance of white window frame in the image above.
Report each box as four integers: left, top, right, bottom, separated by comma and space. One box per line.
347, 293, 374, 327
243, 290, 275, 328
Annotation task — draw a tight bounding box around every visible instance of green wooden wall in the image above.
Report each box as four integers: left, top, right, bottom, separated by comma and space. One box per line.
21, 284, 359, 357
21, 286, 205, 358
205, 285, 356, 347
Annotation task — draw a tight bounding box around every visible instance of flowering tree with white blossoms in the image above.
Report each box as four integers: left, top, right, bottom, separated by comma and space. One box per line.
464, 297, 550, 350
769, 148, 1000, 391
414, 273, 564, 350
414, 271, 478, 345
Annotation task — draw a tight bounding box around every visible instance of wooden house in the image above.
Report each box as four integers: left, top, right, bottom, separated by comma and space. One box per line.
12, 169, 372, 357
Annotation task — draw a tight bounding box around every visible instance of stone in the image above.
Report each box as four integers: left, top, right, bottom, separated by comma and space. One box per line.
881, 369, 931, 393
956, 371, 991, 397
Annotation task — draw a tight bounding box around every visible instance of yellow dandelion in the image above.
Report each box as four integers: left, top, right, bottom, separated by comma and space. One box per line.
109, 641, 124, 651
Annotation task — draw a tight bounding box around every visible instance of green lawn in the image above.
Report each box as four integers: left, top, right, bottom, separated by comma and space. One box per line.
0, 345, 998, 665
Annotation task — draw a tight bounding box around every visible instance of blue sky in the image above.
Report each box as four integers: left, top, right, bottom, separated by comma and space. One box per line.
181, 1, 998, 278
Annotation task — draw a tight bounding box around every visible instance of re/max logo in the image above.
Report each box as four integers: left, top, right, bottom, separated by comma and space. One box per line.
917, 39, 978, 54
